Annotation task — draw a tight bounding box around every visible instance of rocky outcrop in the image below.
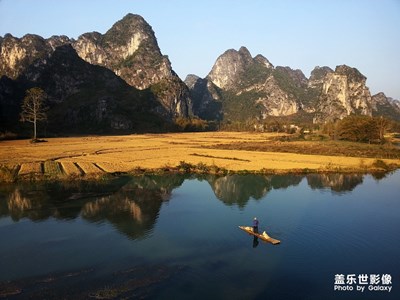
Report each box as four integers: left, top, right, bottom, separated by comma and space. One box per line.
296, 66, 334, 113
271, 66, 317, 114
275, 66, 308, 88
0, 34, 52, 79
207, 46, 261, 90
195, 47, 400, 124
371, 92, 389, 111
389, 97, 400, 113
184, 74, 222, 120
72, 13, 191, 118
0, 34, 74, 80
371, 92, 400, 120
252, 76, 300, 117
313, 65, 372, 123
0, 13, 191, 126
1, 44, 167, 133
2, 17, 399, 132
73, 14, 170, 89
194, 47, 308, 120
308, 66, 333, 87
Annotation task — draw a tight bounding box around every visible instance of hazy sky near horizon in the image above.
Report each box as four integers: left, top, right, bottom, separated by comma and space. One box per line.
1, 0, 399, 99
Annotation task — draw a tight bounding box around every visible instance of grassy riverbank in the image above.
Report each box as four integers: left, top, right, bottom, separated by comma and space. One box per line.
1, 132, 399, 182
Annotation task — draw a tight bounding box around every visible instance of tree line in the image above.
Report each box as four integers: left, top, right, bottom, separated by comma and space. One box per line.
322, 115, 394, 143
13, 87, 400, 143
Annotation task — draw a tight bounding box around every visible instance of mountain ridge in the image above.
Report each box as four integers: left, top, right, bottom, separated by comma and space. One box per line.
189, 46, 400, 124
0, 13, 192, 128
1, 43, 168, 134
1, 15, 399, 136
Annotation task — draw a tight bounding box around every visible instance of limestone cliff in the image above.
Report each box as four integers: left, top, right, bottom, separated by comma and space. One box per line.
313, 65, 372, 123
73, 14, 170, 89
302, 66, 334, 113
184, 74, 223, 120
1, 44, 167, 133
2, 18, 399, 133
193, 47, 398, 125
271, 66, 314, 115
194, 47, 308, 121
371, 92, 400, 120
275, 66, 308, 88
250, 75, 300, 117
0, 33, 73, 79
73, 13, 191, 118
0, 14, 191, 123
207, 46, 261, 90
308, 66, 333, 88
389, 98, 400, 113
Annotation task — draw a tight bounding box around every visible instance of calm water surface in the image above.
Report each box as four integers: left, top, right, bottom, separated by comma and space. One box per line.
0, 171, 399, 299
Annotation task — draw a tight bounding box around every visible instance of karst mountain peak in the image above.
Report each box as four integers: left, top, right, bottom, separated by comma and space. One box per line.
1, 14, 399, 135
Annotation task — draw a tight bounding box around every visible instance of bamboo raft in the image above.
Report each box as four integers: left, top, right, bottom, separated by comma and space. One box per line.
238, 226, 281, 245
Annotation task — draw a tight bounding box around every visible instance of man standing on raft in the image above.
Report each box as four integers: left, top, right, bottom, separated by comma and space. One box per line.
253, 217, 259, 233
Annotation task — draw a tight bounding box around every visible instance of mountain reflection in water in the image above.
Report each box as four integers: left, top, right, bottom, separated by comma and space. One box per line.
0, 175, 185, 240
0, 172, 388, 240
207, 174, 303, 207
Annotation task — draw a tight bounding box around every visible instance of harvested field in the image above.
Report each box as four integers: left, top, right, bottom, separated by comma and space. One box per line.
18, 162, 42, 176
75, 162, 104, 175
0, 132, 399, 181
211, 140, 400, 159
43, 161, 63, 177
60, 162, 82, 176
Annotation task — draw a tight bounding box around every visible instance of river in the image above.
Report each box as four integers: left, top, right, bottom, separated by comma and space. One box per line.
0, 171, 399, 299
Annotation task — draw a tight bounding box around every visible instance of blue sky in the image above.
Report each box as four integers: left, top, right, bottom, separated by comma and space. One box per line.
1, 0, 399, 99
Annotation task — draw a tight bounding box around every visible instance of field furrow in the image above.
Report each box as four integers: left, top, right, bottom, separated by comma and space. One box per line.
60, 162, 82, 176
95, 162, 131, 173
76, 162, 104, 175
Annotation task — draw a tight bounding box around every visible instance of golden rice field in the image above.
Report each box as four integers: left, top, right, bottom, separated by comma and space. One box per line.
0, 132, 399, 181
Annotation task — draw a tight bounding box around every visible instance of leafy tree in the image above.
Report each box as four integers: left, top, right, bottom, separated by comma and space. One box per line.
335, 115, 390, 143
20, 87, 48, 140
336, 115, 372, 142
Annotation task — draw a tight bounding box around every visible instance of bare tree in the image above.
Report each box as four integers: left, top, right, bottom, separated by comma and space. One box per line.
375, 116, 391, 142
20, 87, 47, 140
